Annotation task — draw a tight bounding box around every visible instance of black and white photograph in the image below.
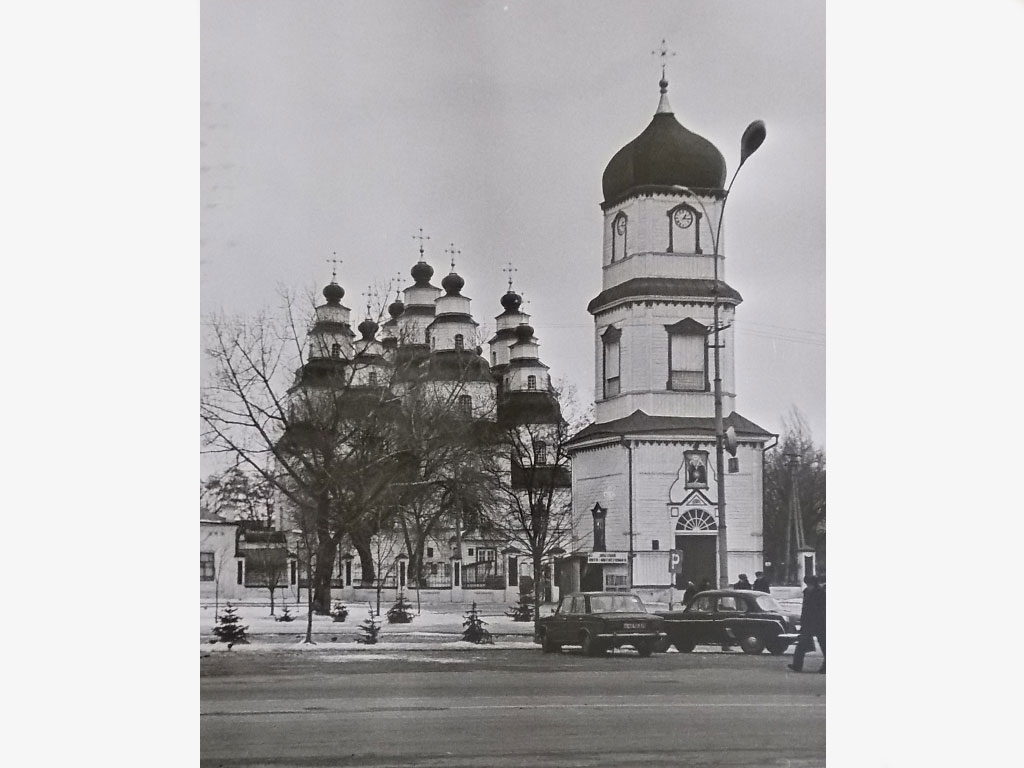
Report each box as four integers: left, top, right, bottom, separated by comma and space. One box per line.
11, 1, 1024, 766
197, 2, 826, 765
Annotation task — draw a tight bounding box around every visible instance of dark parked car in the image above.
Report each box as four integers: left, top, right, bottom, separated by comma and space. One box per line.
656, 590, 800, 655
536, 592, 667, 657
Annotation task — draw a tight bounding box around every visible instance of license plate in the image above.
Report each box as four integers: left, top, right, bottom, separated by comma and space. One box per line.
623, 622, 644, 630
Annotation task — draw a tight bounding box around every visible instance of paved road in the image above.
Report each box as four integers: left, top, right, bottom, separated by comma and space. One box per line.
201, 648, 825, 767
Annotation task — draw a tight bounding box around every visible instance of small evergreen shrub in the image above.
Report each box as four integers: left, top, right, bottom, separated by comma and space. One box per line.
330, 601, 349, 623
461, 602, 494, 644
505, 590, 534, 622
212, 603, 249, 648
357, 603, 381, 644
275, 604, 295, 622
386, 592, 415, 624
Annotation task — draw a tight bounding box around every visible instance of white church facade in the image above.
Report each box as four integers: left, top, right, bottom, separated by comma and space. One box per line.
562, 74, 772, 599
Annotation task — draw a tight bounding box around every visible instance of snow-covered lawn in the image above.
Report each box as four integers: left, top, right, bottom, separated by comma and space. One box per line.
200, 601, 537, 643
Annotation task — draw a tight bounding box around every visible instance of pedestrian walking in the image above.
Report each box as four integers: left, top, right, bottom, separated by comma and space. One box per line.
788, 574, 825, 673
733, 574, 752, 590
752, 571, 771, 593
699, 577, 712, 592
682, 581, 699, 606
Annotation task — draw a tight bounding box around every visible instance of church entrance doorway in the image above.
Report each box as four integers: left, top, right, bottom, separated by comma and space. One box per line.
673, 508, 719, 589
674, 534, 716, 589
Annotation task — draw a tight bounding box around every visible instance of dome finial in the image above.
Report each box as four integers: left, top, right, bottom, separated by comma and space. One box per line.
652, 38, 676, 114
326, 253, 342, 282
412, 227, 430, 261
502, 261, 518, 292
445, 242, 461, 273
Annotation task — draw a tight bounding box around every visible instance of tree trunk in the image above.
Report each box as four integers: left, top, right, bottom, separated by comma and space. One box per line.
351, 533, 376, 587
304, 561, 314, 644
269, 587, 276, 616
313, 534, 337, 615
532, 554, 544, 636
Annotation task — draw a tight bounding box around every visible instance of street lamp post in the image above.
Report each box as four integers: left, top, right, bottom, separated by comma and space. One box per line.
677, 120, 766, 589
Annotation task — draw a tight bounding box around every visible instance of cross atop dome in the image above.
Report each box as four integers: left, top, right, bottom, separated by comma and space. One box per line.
327, 254, 342, 281
651, 39, 676, 113
502, 261, 518, 292
445, 243, 461, 272
412, 228, 430, 259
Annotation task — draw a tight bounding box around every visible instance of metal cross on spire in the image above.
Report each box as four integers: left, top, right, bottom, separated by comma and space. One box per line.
652, 38, 677, 80
362, 288, 373, 317
502, 261, 518, 291
393, 272, 404, 301
326, 253, 342, 281
445, 243, 461, 271
412, 228, 430, 258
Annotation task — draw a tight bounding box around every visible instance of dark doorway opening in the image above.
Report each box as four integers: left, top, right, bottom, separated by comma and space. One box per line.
674, 535, 716, 589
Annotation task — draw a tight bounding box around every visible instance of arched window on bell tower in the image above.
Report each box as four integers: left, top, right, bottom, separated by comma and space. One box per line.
591, 503, 607, 552
601, 325, 622, 398
667, 203, 702, 254
611, 212, 628, 262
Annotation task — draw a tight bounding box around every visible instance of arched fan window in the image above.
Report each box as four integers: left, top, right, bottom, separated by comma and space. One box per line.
676, 508, 718, 532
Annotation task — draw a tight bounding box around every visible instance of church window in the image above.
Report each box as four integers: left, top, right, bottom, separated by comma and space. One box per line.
454, 334, 464, 351
527, 375, 537, 390
611, 212, 628, 262
367, 371, 378, 387
666, 319, 708, 391
457, 394, 472, 417
602, 326, 622, 398
651, 540, 660, 551
534, 440, 548, 465
331, 343, 341, 358
492, 350, 497, 365
667, 203, 702, 254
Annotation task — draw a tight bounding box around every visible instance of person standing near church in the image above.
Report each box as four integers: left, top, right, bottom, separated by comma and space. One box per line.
788, 574, 826, 673
752, 571, 771, 593
733, 574, 752, 590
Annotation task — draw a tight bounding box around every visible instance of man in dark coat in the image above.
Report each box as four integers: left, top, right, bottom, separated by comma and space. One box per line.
733, 574, 752, 590
681, 581, 699, 606
788, 574, 826, 673
752, 571, 771, 593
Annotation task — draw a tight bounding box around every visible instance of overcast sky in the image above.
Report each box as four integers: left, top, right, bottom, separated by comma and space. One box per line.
201, 0, 825, 452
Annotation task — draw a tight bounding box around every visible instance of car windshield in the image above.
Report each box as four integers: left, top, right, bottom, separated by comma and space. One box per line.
589, 595, 646, 613
755, 595, 784, 612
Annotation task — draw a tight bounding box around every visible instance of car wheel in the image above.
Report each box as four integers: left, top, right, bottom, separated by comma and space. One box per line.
766, 638, 788, 656
655, 636, 671, 653
635, 640, 655, 658
739, 635, 766, 654
540, 630, 561, 654
581, 631, 605, 657
675, 637, 696, 653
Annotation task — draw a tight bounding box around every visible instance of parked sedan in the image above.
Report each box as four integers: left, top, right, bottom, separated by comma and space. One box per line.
656, 590, 800, 655
536, 592, 667, 657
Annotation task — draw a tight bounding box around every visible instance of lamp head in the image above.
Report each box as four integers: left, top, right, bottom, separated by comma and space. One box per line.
739, 120, 767, 167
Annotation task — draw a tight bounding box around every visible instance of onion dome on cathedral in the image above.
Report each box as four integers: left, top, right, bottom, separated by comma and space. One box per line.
388, 298, 405, 319
323, 281, 345, 304
357, 317, 379, 340
411, 261, 434, 285
441, 270, 465, 296
601, 76, 726, 205
514, 323, 535, 344
500, 290, 522, 313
